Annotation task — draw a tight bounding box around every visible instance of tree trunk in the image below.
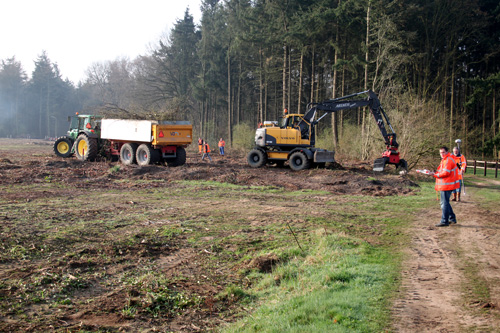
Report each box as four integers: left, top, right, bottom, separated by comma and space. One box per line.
298, 49, 304, 113
227, 49, 232, 146
493, 86, 497, 159
361, 0, 371, 160
259, 48, 264, 123
288, 46, 291, 112
449, 58, 455, 144
237, 60, 242, 127
282, 44, 287, 112
482, 94, 486, 159
331, 6, 340, 148
310, 45, 315, 103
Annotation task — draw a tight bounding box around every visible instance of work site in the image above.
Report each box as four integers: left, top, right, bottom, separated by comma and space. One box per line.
1, 0, 500, 331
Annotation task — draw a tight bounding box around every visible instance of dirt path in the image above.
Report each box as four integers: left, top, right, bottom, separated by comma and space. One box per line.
393, 183, 500, 332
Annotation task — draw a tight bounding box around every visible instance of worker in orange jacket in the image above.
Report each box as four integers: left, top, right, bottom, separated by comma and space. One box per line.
432, 146, 460, 227
218, 138, 225, 156
451, 146, 466, 202
202, 141, 212, 162
198, 138, 203, 154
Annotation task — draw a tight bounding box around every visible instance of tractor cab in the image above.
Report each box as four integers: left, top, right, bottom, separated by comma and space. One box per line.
67, 114, 102, 140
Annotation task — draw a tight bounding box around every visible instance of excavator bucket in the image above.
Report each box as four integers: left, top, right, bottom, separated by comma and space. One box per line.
314, 150, 335, 163
373, 157, 387, 172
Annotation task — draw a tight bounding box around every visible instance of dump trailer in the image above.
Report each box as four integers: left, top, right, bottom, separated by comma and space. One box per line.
53, 115, 192, 167
100, 119, 192, 166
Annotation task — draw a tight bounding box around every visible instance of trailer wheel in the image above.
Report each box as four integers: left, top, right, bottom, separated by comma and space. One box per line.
166, 147, 186, 167
247, 149, 267, 168
54, 136, 74, 158
120, 143, 138, 165
289, 151, 310, 171
74, 134, 98, 161
136, 144, 160, 166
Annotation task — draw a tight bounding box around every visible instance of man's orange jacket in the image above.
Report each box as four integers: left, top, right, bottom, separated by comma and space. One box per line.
218, 140, 225, 147
452, 154, 466, 180
204, 144, 211, 153
434, 152, 460, 191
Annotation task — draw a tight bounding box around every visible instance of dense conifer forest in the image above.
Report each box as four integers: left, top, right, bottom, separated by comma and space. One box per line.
1, 0, 499, 160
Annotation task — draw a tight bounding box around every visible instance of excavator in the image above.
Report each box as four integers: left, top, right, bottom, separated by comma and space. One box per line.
247, 90, 407, 172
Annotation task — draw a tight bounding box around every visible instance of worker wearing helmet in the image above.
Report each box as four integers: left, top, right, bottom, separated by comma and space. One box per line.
202, 141, 212, 162
451, 147, 466, 202
198, 138, 203, 154
218, 138, 225, 156
432, 146, 460, 227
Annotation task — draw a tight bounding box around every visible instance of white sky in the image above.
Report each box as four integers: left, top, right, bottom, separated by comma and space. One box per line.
0, 0, 202, 84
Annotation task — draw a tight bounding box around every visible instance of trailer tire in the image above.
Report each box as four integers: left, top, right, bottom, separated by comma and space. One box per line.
166, 147, 186, 167
120, 143, 138, 165
289, 151, 310, 171
136, 144, 160, 166
247, 149, 267, 168
74, 134, 98, 161
54, 136, 74, 158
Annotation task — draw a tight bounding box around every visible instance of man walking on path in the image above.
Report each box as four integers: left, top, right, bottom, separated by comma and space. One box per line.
433, 146, 460, 227
451, 146, 466, 202
202, 141, 212, 162
198, 138, 203, 154
218, 138, 225, 156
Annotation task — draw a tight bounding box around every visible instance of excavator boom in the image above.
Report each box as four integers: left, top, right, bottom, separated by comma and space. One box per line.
302, 90, 406, 172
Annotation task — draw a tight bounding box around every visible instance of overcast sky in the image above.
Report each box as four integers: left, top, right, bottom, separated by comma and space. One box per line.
0, 0, 202, 84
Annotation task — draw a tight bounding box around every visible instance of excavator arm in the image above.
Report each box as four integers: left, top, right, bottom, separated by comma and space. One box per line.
300, 90, 406, 172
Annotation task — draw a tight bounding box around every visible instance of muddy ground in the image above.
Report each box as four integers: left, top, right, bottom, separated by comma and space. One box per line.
0, 140, 415, 197
1, 139, 498, 332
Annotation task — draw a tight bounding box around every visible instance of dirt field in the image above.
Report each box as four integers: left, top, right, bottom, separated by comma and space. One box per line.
1, 139, 499, 332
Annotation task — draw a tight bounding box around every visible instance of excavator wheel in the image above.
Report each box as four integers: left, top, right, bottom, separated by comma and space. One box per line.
247, 149, 267, 168
120, 143, 138, 165
54, 136, 74, 158
289, 151, 311, 171
74, 134, 98, 161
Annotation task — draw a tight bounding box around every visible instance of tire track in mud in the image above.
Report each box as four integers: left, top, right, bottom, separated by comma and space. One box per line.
393, 188, 500, 332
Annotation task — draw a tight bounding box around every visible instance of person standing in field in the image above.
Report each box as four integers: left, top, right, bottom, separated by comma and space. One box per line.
218, 138, 225, 156
451, 146, 466, 202
432, 146, 460, 227
198, 138, 203, 154
202, 141, 212, 162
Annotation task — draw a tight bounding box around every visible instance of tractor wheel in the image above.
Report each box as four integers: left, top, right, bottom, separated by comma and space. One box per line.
54, 136, 74, 158
247, 149, 267, 168
120, 143, 138, 165
74, 134, 98, 161
166, 147, 186, 167
289, 151, 311, 171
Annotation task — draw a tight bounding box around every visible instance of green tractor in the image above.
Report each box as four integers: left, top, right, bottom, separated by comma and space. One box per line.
53, 114, 103, 161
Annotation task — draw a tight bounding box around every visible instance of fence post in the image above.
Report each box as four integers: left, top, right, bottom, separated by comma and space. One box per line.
474, 160, 477, 175
484, 161, 487, 176
496, 161, 498, 178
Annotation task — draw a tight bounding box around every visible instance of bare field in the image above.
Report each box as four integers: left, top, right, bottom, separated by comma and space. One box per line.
0, 138, 419, 332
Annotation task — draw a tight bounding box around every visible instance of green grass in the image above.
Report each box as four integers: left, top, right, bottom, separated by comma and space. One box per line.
462, 176, 500, 210
221, 181, 439, 332
464, 166, 500, 179
225, 233, 398, 332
